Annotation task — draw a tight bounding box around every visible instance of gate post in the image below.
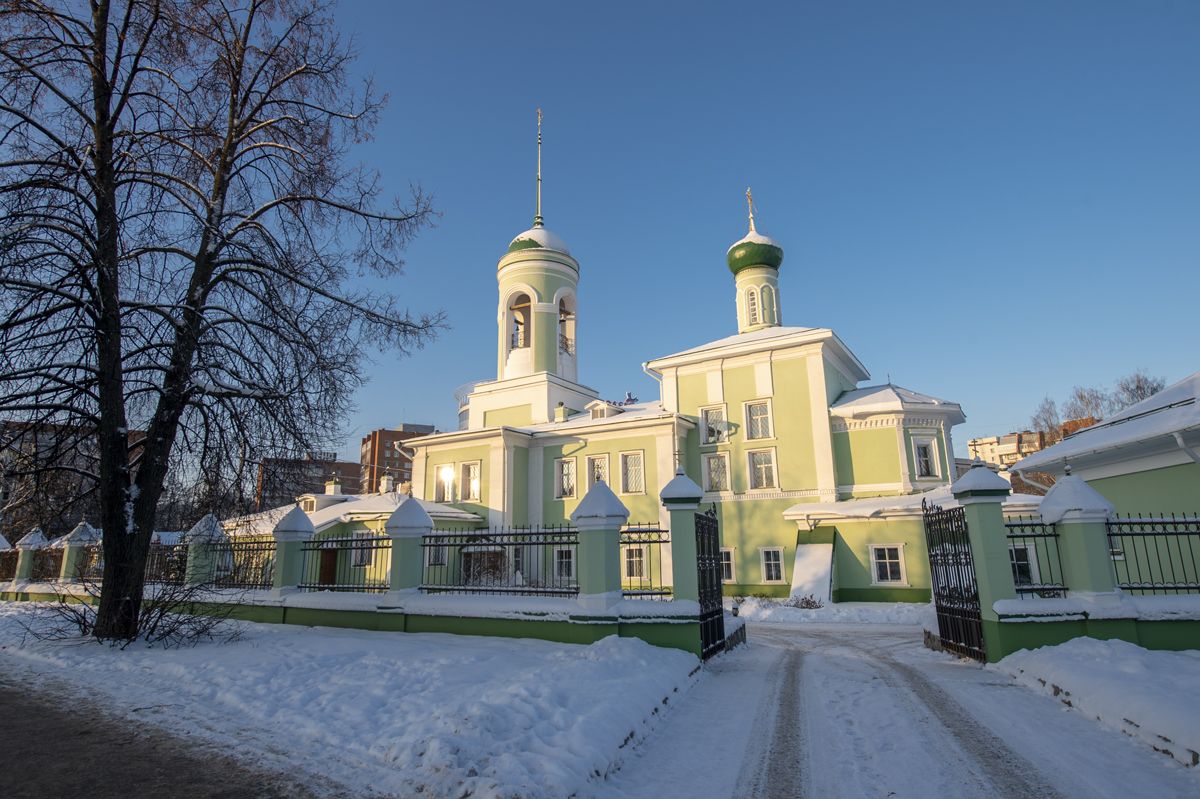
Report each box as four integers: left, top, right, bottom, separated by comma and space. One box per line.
271, 505, 315, 594
951, 462, 1016, 658
14, 528, 48, 583
571, 479, 628, 613
58, 521, 100, 581
1038, 467, 1117, 596
385, 495, 433, 597
660, 467, 703, 602
184, 514, 224, 586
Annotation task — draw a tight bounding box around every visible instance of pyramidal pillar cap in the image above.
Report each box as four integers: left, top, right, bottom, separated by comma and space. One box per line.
660, 466, 703, 508
272, 504, 316, 542
950, 458, 1011, 502
386, 494, 434, 538
1038, 465, 1115, 524
16, 527, 49, 550
571, 479, 630, 531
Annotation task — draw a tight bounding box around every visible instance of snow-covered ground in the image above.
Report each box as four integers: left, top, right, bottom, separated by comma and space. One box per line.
732, 596, 937, 626
0, 603, 698, 798
993, 637, 1200, 766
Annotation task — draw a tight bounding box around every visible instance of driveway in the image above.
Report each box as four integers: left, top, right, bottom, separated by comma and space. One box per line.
601, 623, 1200, 799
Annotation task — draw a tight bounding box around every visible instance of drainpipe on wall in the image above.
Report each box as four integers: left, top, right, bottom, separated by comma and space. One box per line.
1172, 432, 1200, 465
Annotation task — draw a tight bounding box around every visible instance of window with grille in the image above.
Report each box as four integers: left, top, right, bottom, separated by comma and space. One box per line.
555, 458, 576, 499
871, 545, 906, 584
748, 449, 776, 490
587, 455, 609, 488
746, 401, 772, 439
620, 452, 645, 494
625, 547, 644, 579
351, 530, 375, 567
701, 406, 728, 444
747, 288, 759, 325
704, 453, 729, 492
461, 462, 481, 501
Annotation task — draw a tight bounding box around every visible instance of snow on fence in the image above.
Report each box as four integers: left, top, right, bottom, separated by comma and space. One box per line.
1107, 514, 1200, 594
298, 534, 390, 593
30, 547, 63, 581
1004, 517, 1066, 599
210, 539, 276, 590
420, 526, 580, 597
144, 542, 188, 585
620, 524, 672, 601
0, 549, 16, 581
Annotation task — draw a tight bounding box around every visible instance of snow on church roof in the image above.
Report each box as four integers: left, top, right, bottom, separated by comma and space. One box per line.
1014, 372, 1200, 474
507, 226, 571, 255
831, 384, 965, 424
783, 484, 1042, 527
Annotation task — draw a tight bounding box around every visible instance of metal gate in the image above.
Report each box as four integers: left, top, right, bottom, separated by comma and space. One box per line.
921, 499, 986, 662
695, 506, 726, 660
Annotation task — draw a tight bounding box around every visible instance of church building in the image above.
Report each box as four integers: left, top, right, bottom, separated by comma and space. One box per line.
406, 128, 975, 603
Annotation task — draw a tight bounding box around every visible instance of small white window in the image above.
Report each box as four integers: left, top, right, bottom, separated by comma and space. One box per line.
760, 548, 784, 583
703, 453, 729, 492
913, 436, 940, 478
461, 462, 481, 502
555, 457, 576, 499
1008, 544, 1041, 586
625, 547, 645, 579
748, 449, 776, 490
426, 542, 447, 566
512, 546, 525, 577
586, 454, 609, 488
746, 401, 772, 440
871, 545, 907, 584
700, 406, 728, 444
434, 464, 455, 503
747, 287, 759, 325
720, 549, 734, 583
620, 451, 645, 494
351, 530, 375, 568
554, 547, 576, 581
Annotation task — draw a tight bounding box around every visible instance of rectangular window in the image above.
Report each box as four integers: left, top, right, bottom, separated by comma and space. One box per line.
461, 462, 481, 502
746, 401, 772, 440
1008, 545, 1038, 586
720, 549, 734, 583
512, 546, 525, 577
700, 406, 728, 444
761, 548, 783, 583
586, 454, 609, 488
427, 543, 447, 566
554, 547, 576, 582
351, 530, 374, 567
871, 545, 906, 584
433, 464, 455, 503
620, 451, 645, 494
913, 437, 939, 478
748, 449, 776, 490
703, 453, 729, 492
625, 547, 644, 579
555, 457, 577, 499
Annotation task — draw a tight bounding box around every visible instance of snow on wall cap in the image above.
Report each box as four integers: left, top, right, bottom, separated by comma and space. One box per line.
272, 504, 316, 536
0, 533, 11, 551
950, 458, 1011, 497
570, 479, 630, 524
660, 466, 703, 504
1038, 467, 1115, 524
16, 527, 49, 549
59, 521, 101, 546
186, 513, 226, 542
386, 494, 433, 533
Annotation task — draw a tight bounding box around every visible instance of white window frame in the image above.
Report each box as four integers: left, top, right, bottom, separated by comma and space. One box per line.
433, 463, 456, 503
586, 454, 610, 488
460, 461, 481, 502
553, 546, 576, 582
554, 456, 577, 499
746, 447, 778, 491
870, 543, 908, 586
743, 398, 774, 441
699, 403, 729, 445
746, 287, 760, 325
703, 452, 730, 492
760, 547, 784, 583
912, 435, 941, 479
619, 450, 646, 495
624, 546, 645, 579
720, 548, 735, 583
351, 530, 375, 568
1008, 543, 1042, 586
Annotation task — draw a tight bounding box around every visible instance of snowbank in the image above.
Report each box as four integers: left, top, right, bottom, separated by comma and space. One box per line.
731, 597, 936, 626
0, 603, 699, 797
993, 637, 1200, 766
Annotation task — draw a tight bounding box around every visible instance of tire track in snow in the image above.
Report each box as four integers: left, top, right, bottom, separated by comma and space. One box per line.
734, 647, 807, 799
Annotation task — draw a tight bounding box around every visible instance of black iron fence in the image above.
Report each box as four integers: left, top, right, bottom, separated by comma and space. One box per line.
145, 543, 189, 585
31, 548, 64, 581
421, 526, 579, 596
79, 544, 104, 579
299, 534, 391, 593
1004, 517, 1066, 599
1107, 514, 1200, 594
210, 539, 277, 590
620, 525, 671, 600
0, 549, 16, 581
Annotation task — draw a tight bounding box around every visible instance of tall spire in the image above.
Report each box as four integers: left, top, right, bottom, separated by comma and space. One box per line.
746, 186, 757, 233
534, 108, 544, 228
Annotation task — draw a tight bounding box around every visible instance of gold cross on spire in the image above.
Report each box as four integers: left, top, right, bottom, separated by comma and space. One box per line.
746, 187, 757, 233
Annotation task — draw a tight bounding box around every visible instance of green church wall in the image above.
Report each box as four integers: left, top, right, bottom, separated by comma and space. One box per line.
1087, 462, 1200, 514
833, 427, 900, 488
425, 442, 497, 517
538, 433, 665, 524
903, 427, 953, 484
826, 518, 931, 599
483, 405, 534, 428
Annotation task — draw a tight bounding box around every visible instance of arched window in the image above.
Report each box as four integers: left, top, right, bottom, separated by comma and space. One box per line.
558, 296, 576, 355
508, 293, 531, 349
760, 285, 774, 324
746, 288, 760, 325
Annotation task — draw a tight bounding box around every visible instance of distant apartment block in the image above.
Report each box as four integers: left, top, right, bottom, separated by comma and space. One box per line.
255, 451, 361, 510
967, 431, 1048, 469
360, 424, 436, 492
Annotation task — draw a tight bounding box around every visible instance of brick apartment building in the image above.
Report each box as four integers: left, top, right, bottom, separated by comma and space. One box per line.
360, 423, 436, 493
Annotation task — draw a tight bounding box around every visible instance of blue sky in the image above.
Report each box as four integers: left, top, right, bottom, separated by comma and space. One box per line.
332, 1, 1199, 460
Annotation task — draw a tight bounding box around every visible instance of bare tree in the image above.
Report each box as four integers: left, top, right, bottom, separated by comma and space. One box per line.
1061, 385, 1107, 423
0, 0, 439, 640
1111, 370, 1166, 412
1029, 396, 1062, 442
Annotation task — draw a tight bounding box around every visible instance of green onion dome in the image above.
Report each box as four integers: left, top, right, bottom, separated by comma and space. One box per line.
726, 228, 783, 274
507, 225, 570, 255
